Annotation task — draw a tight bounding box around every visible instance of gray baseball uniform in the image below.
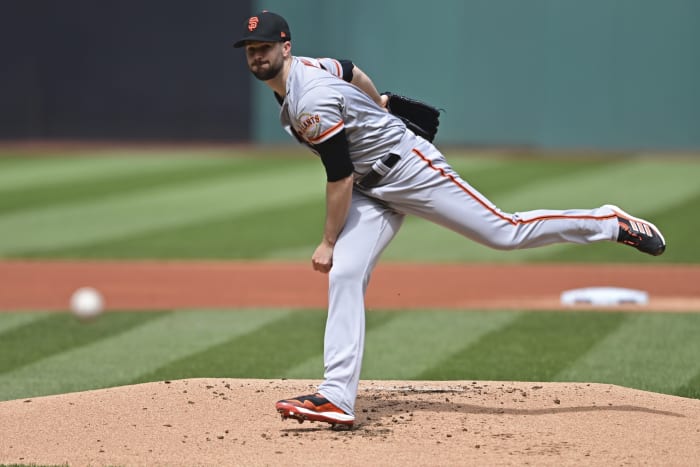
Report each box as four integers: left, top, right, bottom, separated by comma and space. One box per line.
280, 56, 619, 416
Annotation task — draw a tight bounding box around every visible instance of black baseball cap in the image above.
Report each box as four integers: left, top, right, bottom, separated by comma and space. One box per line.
233, 11, 291, 48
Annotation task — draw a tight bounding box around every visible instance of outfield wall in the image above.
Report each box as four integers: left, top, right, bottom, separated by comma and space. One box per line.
253, 0, 700, 150
0, 0, 253, 141
1, 1, 698, 149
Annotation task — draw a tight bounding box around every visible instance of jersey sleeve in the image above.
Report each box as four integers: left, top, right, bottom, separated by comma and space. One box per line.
317, 58, 354, 82
293, 87, 345, 145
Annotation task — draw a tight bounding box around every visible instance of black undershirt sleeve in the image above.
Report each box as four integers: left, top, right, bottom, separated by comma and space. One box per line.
314, 129, 354, 182
338, 59, 354, 82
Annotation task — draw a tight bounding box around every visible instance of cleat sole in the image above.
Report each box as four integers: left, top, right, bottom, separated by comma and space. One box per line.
276, 406, 353, 427
275, 394, 355, 427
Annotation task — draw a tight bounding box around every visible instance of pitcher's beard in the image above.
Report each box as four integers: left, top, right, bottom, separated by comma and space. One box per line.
251, 62, 282, 81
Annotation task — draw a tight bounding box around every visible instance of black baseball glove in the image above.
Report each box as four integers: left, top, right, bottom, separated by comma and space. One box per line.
383, 92, 441, 142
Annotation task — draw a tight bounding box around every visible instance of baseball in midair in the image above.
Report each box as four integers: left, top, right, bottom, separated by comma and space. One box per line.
70, 286, 105, 320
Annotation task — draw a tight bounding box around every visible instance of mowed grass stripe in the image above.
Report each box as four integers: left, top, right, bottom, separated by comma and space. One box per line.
360, 310, 521, 380
675, 371, 700, 399
554, 313, 700, 395
281, 311, 401, 379
131, 310, 335, 383
0, 162, 323, 255
0, 310, 289, 402
0, 153, 231, 193
487, 159, 700, 213
0, 312, 49, 334
446, 157, 618, 196
0, 157, 256, 214
0, 312, 163, 375
38, 198, 324, 259
0, 155, 163, 190
417, 312, 627, 381
383, 159, 700, 262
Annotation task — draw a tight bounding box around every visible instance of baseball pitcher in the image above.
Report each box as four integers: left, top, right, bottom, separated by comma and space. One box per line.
233, 11, 666, 428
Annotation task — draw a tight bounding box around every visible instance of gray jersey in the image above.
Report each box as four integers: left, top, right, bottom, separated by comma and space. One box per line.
279, 56, 406, 175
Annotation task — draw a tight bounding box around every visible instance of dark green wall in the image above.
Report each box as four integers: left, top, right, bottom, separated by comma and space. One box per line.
250, 0, 700, 150
1, 0, 253, 141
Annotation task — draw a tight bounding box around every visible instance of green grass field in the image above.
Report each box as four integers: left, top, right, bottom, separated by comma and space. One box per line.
1, 147, 699, 403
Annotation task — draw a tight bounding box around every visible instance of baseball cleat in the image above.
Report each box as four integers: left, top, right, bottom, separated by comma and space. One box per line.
605, 205, 666, 256
275, 393, 354, 427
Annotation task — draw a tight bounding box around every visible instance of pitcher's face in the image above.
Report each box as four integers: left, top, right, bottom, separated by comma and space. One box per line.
245, 41, 288, 81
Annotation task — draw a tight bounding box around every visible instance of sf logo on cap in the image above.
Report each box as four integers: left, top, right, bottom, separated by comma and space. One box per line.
248, 16, 259, 31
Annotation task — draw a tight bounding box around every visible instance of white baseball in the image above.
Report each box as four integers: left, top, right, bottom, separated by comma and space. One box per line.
70, 286, 105, 320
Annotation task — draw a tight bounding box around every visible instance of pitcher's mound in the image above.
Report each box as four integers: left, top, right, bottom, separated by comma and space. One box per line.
1, 379, 698, 466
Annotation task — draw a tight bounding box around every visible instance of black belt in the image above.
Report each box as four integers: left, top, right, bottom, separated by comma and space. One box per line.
356, 153, 401, 189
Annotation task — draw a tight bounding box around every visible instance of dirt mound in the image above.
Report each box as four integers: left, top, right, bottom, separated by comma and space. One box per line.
1, 379, 698, 466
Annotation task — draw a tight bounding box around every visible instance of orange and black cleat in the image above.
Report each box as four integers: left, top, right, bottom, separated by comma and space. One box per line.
276, 393, 354, 427
606, 205, 666, 256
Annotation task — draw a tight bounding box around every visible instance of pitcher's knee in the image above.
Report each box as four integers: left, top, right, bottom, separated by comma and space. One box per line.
475, 233, 520, 251
484, 238, 519, 251
457, 219, 522, 251
329, 263, 370, 288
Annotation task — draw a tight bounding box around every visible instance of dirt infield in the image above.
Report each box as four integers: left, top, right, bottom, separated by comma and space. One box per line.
1, 260, 700, 466
1, 260, 699, 311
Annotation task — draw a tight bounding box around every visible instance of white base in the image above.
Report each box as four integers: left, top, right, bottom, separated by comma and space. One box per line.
560, 286, 649, 306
